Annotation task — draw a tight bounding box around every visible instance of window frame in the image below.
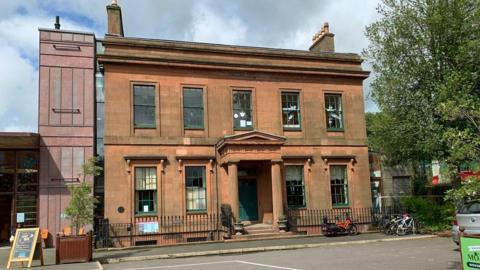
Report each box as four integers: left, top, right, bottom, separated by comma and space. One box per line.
285, 165, 306, 208
133, 84, 157, 129
324, 93, 344, 132
232, 89, 254, 130
134, 166, 158, 216
281, 91, 302, 130
185, 166, 207, 213
330, 165, 349, 207
182, 87, 205, 130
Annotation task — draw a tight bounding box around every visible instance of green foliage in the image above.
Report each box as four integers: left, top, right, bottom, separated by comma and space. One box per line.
79, 156, 103, 182
64, 157, 102, 234
364, 0, 480, 169
401, 196, 453, 232
64, 182, 98, 235
444, 177, 480, 206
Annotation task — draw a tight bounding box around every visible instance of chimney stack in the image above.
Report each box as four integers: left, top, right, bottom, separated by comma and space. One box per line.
309, 22, 335, 53
54, 16, 61, 30
107, 0, 124, 37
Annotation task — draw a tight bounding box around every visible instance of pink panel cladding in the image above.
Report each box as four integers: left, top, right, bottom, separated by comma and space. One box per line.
38, 29, 95, 243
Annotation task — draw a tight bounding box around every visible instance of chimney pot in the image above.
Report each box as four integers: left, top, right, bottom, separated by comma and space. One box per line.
309, 22, 335, 53
54, 16, 61, 30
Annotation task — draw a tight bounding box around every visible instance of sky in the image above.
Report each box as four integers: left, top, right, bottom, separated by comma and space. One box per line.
0, 0, 381, 132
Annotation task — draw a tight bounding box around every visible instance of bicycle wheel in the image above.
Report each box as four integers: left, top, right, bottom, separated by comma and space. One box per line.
396, 224, 407, 236
384, 223, 392, 235
389, 223, 399, 235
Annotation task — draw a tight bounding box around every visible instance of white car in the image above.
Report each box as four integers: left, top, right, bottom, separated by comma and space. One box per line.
454, 201, 480, 244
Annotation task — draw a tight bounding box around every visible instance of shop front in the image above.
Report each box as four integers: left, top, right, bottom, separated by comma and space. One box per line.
0, 133, 39, 245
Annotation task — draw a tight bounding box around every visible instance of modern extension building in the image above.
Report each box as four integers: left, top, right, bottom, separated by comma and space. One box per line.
1, 1, 370, 246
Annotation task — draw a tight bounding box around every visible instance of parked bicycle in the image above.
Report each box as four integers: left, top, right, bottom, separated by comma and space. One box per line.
380, 213, 417, 236
396, 213, 416, 236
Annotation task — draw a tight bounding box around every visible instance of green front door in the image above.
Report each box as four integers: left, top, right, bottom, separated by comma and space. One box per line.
238, 179, 258, 221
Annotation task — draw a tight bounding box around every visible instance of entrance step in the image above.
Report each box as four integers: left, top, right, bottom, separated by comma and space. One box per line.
231, 223, 294, 240
244, 223, 278, 235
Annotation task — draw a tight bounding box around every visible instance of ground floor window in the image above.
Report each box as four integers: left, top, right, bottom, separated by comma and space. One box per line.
285, 165, 305, 208
185, 166, 206, 212
330, 165, 348, 206
135, 167, 157, 214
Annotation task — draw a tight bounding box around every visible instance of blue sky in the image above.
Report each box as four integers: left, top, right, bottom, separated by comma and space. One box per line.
0, 0, 380, 132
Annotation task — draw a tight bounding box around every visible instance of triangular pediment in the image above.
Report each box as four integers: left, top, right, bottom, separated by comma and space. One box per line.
216, 130, 285, 150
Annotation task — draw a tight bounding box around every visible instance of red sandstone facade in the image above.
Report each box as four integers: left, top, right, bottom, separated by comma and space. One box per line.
99, 3, 371, 228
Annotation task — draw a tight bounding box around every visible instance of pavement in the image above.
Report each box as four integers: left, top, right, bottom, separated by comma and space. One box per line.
0, 246, 101, 270
0, 233, 443, 269
102, 237, 460, 270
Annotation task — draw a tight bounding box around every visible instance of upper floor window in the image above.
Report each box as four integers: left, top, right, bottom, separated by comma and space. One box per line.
232, 90, 253, 130
185, 166, 207, 212
135, 167, 157, 214
133, 85, 156, 128
330, 165, 348, 206
285, 165, 305, 208
282, 92, 301, 130
183, 88, 204, 129
325, 94, 343, 131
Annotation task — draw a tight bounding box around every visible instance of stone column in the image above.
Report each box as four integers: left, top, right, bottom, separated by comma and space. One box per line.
271, 160, 284, 224
227, 161, 239, 221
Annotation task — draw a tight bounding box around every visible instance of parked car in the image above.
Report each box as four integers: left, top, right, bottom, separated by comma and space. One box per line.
454, 200, 480, 244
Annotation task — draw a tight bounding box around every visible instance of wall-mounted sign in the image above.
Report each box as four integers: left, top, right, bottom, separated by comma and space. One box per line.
16, 213, 25, 223
138, 222, 159, 233
6, 228, 44, 269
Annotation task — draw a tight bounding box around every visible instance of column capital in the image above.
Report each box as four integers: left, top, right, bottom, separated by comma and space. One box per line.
271, 159, 283, 165
227, 160, 240, 165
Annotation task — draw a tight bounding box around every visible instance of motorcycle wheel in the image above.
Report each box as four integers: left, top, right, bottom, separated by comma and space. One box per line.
348, 224, 358, 235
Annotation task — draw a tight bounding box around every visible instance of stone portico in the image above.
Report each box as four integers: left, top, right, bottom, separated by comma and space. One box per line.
217, 131, 287, 224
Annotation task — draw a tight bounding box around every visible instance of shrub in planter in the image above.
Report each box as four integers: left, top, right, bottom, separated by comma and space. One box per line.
57, 157, 101, 264
277, 214, 288, 232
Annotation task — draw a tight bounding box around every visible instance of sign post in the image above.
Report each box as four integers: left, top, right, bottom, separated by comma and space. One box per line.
6, 228, 44, 269
461, 235, 480, 270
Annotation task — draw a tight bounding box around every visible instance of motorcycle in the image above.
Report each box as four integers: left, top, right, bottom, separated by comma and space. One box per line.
321, 215, 358, 236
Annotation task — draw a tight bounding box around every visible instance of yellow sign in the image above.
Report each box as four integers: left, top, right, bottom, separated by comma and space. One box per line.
6, 228, 44, 269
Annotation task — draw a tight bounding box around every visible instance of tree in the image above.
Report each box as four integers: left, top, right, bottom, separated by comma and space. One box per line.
364, 0, 480, 169
64, 156, 102, 235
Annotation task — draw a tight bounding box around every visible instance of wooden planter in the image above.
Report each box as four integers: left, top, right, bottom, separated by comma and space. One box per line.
56, 233, 92, 264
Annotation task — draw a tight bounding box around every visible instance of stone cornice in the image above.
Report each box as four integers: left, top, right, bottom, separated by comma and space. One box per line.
98, 37, 370, 79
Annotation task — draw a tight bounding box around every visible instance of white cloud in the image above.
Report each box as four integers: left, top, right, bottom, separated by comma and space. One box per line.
0, 45, 37, 132
190, 1, 248, 45
0, 0, 381, 132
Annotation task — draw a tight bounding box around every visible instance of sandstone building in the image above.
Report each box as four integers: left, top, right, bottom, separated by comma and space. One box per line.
0, 1, 370, 245
99, 2, 371, 227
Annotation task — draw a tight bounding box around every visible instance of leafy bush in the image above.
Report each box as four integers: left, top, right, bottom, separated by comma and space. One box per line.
444, 177, 480, 206
401, 196, 454, 232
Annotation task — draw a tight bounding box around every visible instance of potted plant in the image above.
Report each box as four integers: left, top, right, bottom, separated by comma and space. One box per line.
233, 221, 244, 235
56, 157, 101, 264
278, 214, 288, 232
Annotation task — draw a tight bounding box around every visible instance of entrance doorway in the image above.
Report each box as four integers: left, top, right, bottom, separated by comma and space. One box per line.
238, 179, 258, 221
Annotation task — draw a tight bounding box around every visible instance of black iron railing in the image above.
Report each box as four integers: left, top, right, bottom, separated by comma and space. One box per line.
95, 213, 227, 248
286, 206, 407, 232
